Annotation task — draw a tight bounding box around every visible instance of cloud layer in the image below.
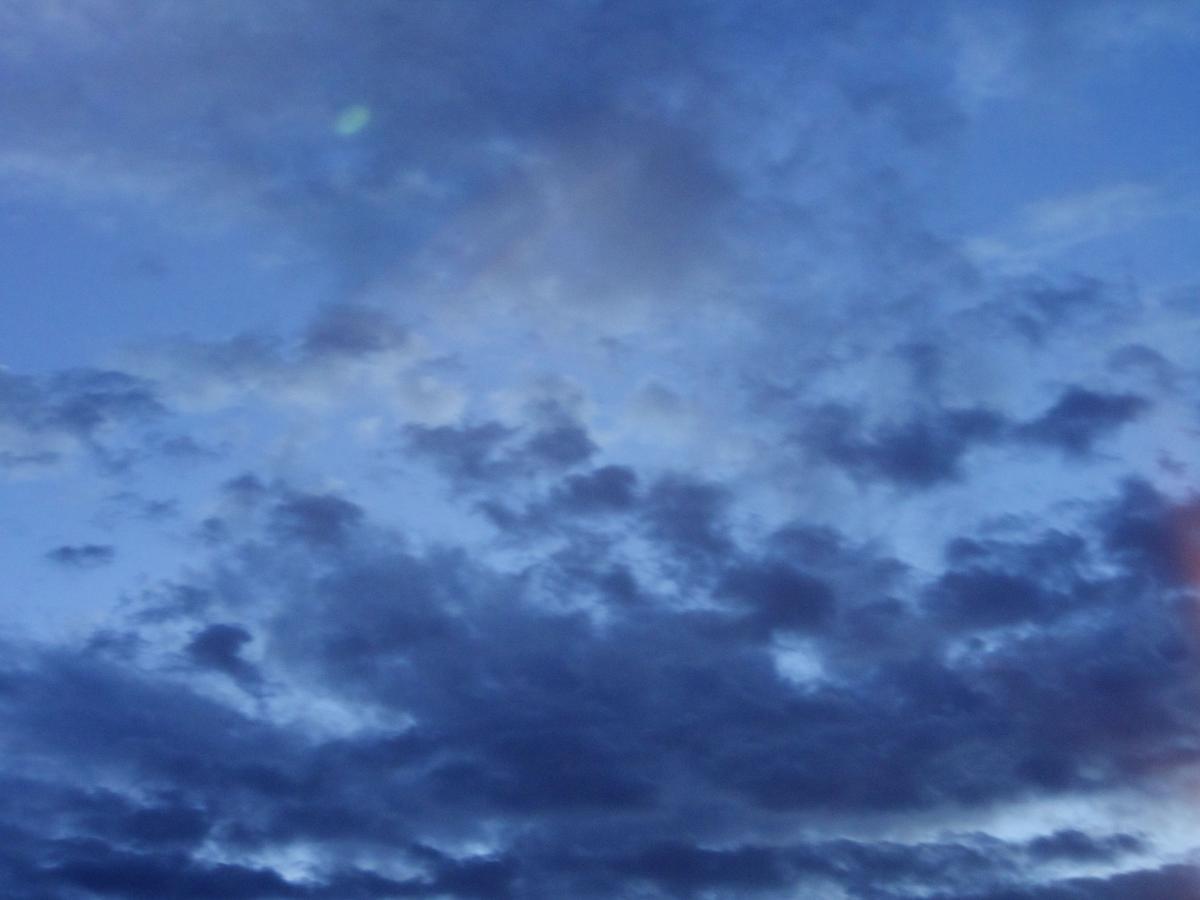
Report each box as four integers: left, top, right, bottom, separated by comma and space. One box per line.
1, 2, 1199, 898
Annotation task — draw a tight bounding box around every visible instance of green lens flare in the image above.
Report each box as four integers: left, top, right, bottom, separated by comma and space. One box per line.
334, 104, 371, 136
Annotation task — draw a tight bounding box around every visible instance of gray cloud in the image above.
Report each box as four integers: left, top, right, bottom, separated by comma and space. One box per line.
5, 473, 1196, 895
46, 544, 116, 568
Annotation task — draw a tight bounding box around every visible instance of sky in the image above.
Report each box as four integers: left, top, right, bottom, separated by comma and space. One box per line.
1, 1, 1200, 897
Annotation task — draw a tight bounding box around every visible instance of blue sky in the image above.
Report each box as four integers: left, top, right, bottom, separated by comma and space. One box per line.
2, 2, 1200, 897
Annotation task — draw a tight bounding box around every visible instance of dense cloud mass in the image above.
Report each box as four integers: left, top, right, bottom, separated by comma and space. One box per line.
2, 1, 1200, 897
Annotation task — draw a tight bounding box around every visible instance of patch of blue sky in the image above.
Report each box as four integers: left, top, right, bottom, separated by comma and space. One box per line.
0, 194, 333, 373
936, 33, 1200, 260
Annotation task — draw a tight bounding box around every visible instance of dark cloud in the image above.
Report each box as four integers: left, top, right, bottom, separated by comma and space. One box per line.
222, 472, 270, 505
928, 570, 1060, 631
952, 864, 1200, 900
1099, 479, 1200, 588
521, 424, 596, 468
478, 465, 640, 536
46, 544, 115, 568
717, 561, 836, 635
799, 385, 1150, 488
1, 481, 1198, 896
35, 370, 164, 435
404, 418, 598, 493
1017, 388, 1148, 456
5, 444, 1200, 898
270, 492, 364, 547
640, 475, 733, 565
49, 850, 301, 900
185, 624, 259, 687
1024, 829, 1143, 864
73, 485, 1200, 791
1006, 276, 1106, 344
404, 421, 518, 486
302, 304, 410, 359
555, 465, 639, 513
0, 368, 165, 470
801, 403, 1007, 487
927, 528, 1099, 632
602, 842, 790, 896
